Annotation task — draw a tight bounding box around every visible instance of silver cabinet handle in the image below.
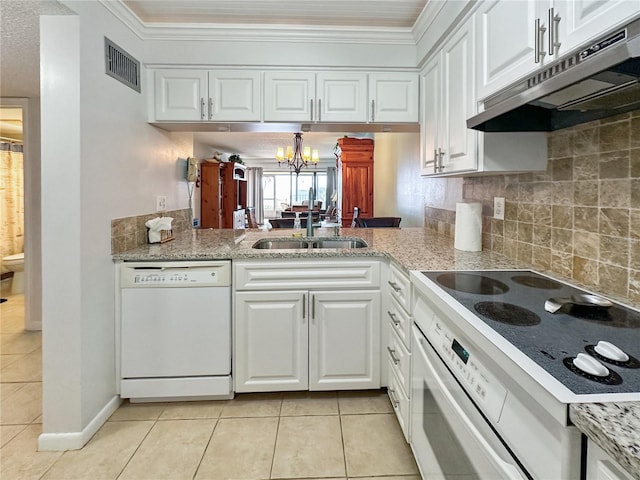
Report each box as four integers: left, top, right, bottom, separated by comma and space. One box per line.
200, 98, 206, 120
549, 8, 561, 56
534, 18, 547, 64
302, 293, 306, 319
388, 388, 399, 408
310, 99, 314, 122
388, 280, 401, 293
311, 294, 315, 321
387, 346, 400, 365
208, 98, 213, 120
317, 99, 321, 122
371, 99, 375, 122
387, 311, 400, 326
433, 149, 438, 173
437, 147, 445, 172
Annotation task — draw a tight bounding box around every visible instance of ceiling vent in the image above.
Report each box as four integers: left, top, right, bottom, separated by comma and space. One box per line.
104, 37, 140, 93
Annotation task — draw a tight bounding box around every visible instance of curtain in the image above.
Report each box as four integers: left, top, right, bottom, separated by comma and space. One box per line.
246, 167, 264, 223
1, 143, 24, 267
326, 166, 337, 208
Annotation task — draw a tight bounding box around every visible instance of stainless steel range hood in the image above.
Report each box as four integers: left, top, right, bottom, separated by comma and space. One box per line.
468, 16, 640, 132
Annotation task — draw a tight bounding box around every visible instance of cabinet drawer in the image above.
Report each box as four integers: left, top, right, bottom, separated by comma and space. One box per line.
388, 262, 412, 313
234, 259, 380, 290
387, 364, 410, 442
386, 294, 412, 350
387, 326, 411, 396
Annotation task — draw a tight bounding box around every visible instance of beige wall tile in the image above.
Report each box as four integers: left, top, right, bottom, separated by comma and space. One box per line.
600, 179, 630, 208
573, 207, 599, 233
532, 246, 551, 271
599, 237, 630, 267
551, 228, 573, 253
573, 257, 598, 286
598, 264, 629, 297
517, 223, 533, 244
552, 205, 573, 229
573, 127, 599, 155
599, 208, 630, 237
630, 269, 640, 303
574, 154, 600, 180
573, 181, 599, 206
574, 231, 599, 260
631, 148, 640, 177
600, 122, 629, 153
551, 158, 573, 181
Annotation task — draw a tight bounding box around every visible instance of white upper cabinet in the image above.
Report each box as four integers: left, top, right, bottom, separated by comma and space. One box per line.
475, 0, 640, 102
263, 71, 316, 122
368, 73, 420, 123
208, 70, 261, 121
475, 0, 540, 101
153, 69, 261, 122
154, 70, 208, 121
421, 19, 476, 175
264, 71, 418, 123
558, 0, 640, 54
316, 72, 368, 123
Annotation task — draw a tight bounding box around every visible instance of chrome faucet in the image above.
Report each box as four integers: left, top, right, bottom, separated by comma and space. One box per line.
307, 187, 314, 237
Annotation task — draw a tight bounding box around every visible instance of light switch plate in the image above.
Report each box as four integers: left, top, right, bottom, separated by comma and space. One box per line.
494, 197, 505, 220
156, 195, 167, 211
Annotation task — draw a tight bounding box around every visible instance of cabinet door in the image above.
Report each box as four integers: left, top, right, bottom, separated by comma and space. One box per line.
154, 69, 207, 121
316, 72, 367, 122
442, 20, 477, 174
208, 70, 261, 121
475, 0, 540, 101
264, 71, 315, 122
368, 73, 419, 123
235, 291, 308, 392
200, 162, 222, 229
341, 161, 374, 223
558, 0, 640, 56
309, 290, 380, 390
420, 54, 441, 175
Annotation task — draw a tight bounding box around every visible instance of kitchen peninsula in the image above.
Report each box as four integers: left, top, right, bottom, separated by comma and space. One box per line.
113, 226, 640, 478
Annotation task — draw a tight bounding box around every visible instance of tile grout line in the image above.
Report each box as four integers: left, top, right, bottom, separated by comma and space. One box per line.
191, 411, 221, 480
268, 396, 284, 480
114, 412, 161, 480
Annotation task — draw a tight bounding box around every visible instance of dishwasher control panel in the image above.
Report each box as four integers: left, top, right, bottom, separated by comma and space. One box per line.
120, 261, 231, 288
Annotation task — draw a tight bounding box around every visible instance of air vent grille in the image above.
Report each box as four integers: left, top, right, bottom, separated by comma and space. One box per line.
104, 37, 140, 93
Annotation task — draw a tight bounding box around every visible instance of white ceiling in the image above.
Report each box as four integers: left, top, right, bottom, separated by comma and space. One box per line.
0, 0, 425, 159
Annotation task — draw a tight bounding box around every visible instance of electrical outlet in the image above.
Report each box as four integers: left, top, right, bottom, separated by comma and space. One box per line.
156, 195, 167, 212
494, 197, 505, 220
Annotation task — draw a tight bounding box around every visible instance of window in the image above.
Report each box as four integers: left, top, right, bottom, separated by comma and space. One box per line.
262, 170, 327, 219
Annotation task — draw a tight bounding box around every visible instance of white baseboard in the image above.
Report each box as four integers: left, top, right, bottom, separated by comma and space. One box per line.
38, 395, 122, 451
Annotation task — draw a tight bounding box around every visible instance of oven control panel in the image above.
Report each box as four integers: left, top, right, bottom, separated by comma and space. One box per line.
427, 318, 508, 423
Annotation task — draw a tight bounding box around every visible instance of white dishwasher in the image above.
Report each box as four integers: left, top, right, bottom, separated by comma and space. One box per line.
119, 261, 232, 401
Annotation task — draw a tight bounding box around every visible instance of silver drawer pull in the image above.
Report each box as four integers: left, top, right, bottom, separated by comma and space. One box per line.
388, 388, 400, 408
387, 346, 400, 365
387, 311, 400, 326
388, 281, 401, 292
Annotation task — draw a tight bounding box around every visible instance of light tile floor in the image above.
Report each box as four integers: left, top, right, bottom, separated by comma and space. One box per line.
0, 280, 420, 479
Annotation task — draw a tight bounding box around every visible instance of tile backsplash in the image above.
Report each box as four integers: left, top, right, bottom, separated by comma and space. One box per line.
111, 208, 191, 254
425, 110, 640, 304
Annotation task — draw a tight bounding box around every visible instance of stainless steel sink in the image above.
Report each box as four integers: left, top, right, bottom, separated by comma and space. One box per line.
252, 237, 368, 250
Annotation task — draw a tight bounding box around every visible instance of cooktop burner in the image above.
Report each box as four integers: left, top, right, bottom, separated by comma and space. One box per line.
563, 305, 640, 328
436, 272, 509, 295
474, 302, 541, 326
511, 275, 562, 290
420, 270, 640, 396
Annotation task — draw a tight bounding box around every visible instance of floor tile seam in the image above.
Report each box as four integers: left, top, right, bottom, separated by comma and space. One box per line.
338, 411, 349, 479
268, 415, 282, 479
189, 417, 219, 480
114, 417, 159, 479
0, 423, 29, 449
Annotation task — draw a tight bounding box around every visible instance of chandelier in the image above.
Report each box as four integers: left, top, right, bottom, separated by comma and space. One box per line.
275, 132, 319, 176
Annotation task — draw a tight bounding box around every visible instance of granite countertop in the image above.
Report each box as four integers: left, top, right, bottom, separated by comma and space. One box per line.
570, 403, 640, 478
112, 226, 523, 272
113, 226, 640, 475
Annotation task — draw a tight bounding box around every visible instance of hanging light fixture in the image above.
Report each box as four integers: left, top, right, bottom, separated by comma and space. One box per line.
275, 132, 319, 176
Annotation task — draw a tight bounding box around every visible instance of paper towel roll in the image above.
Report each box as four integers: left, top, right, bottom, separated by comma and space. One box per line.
454, 202, 482, 252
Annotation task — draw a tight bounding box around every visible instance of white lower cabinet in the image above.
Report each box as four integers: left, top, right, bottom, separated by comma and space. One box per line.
385, 262, 413, 441
587, 440, 634, 480
234, 259, 381, 393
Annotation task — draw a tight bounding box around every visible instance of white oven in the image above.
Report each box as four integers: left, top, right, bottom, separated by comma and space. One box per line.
410, 322, 528, 479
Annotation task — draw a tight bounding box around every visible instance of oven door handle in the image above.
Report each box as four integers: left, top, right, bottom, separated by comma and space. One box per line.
419, 335, 527, 480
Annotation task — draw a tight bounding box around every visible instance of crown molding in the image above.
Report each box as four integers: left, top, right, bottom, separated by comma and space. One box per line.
101, 0, 419, 45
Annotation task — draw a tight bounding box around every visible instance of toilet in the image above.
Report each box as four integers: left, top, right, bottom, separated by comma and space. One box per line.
2, 253, 24, 294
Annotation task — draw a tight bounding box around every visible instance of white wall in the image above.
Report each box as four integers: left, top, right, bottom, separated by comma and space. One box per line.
39, 1, 193, 449
373, 133, 424, 227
